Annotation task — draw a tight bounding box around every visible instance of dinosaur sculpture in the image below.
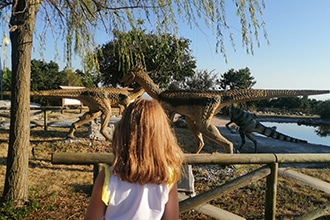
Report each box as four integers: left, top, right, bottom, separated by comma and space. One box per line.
121, 66, 329, 154
226, 105, 307, 153
1, 87, 144, 141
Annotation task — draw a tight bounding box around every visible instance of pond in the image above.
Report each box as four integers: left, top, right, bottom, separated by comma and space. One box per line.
262, 121, 330, 147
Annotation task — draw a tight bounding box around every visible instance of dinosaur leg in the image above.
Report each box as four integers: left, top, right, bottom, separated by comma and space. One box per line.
198, 122, 234, 154
185, 118, 204, 153
99, 111, 112, 141
245, 133, 258, 153
67, 111, 101, 139
238, 130, 246, 152
225, 121, 233, 130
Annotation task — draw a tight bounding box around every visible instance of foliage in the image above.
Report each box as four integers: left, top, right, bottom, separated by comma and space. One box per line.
1, 67, 11, 91
60, 69, 84, 87
0, 195, 41, 219
3, 60, 85, 105
218, 67, 256, 111
75, 68, 99, 88
181, 69, 220, 90
30, 60, 65, 91
219, 67, 256, 90
33, 61, 85, 105
3, 59, 84, 91
96, 30, 196, 89
251, 97, 330, 118
2, 0, 267, 69
270, 97, 305, 109
317, 100, 330, 119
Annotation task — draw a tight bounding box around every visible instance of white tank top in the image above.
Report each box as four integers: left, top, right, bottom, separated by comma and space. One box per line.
101, 165, 170, 220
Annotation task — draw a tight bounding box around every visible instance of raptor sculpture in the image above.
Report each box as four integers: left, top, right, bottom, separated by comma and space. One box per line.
2, 87, 144, 141
121, 66, 329, 154
226, 105, 307, 153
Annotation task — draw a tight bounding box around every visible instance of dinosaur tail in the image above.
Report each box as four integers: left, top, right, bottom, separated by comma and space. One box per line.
222, 89, 330, 105
258, 124, 308, 143
0, 90, 81, 97
32, 88, 132, 99
29, 89, 86, 98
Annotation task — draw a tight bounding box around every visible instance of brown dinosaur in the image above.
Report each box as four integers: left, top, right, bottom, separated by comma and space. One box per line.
121, 66, 330, 154
1, 86, 144, 141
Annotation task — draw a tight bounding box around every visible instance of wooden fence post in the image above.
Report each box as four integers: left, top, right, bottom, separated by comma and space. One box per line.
265, 163, 278, 220
43, 109, 48, 131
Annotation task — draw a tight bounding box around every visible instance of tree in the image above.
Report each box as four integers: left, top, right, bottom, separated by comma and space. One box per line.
75, 68, 99, 88
183, 69, 219, 90
96, 30, 196, 89
3, 60, 84, 105
318, 100, 330, 119
31, 59, 65, 105
1, 0, 267, 206
30, 60, 64, 90
270, 97, 302, 110
60, 69, 84, 87
219, 67, 256, 90
2, 0, 37, 207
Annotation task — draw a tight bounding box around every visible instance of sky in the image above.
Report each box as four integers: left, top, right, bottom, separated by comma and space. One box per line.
177, 0, 330, 100
2, 0, 330, 100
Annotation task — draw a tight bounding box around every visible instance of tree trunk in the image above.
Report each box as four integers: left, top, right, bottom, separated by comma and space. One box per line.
3, 0, 37, 206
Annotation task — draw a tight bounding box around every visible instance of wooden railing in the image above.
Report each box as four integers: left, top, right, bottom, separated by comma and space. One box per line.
51, 152, 330, 220
0, 106, 121, 131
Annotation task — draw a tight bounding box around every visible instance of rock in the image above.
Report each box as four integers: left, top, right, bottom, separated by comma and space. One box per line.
88, 118, 119, 141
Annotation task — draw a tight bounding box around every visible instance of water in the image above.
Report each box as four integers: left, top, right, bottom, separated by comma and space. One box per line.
262, 122, 330, 146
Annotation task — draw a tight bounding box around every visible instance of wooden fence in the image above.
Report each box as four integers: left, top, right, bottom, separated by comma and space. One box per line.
0, 106, 121, 131
51, 152, 330, 220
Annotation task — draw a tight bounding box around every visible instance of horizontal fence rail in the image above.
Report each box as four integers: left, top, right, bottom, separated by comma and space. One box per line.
51, 152, 330, 165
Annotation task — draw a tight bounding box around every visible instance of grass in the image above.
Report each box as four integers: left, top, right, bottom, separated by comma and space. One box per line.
0, 111, 329, 219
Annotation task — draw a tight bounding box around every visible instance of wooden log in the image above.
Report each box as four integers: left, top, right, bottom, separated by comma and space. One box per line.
184, 153, 277, 164
296, 202, 330, 220
275, 154, 330, 164
51, 153, 330, 165
51, 152, 114, 165
178, 193, 246, 220
185, 153, 330, 164
279, 168, 330, 194
179, 165, 271, 213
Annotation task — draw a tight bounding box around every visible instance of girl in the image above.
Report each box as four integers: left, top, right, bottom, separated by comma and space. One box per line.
85, 98, 185, 220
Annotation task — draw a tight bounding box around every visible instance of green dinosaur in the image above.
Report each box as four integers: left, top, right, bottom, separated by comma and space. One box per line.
121, 66, 329, 154
226, 105, 307, 153
1, 86, 144, 141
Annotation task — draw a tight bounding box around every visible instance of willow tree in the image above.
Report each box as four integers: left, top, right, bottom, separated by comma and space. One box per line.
0, 0, 267, 206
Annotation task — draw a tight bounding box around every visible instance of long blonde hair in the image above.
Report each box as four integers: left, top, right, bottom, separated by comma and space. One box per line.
111, 98, 184, 185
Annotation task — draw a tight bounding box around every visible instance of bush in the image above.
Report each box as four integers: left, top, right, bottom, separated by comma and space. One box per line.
319, 101, 330, 119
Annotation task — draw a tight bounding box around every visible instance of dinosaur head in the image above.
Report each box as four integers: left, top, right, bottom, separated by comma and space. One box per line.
121, 65, 145, 86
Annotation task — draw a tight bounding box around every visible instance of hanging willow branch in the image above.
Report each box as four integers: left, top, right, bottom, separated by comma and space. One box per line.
1, 0, 268, 71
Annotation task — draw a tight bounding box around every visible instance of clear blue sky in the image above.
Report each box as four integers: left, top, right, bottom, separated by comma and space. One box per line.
2, 0, 329, 100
